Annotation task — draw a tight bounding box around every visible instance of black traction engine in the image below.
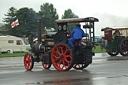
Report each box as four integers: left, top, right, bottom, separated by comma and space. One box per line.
24, 17, 99, 71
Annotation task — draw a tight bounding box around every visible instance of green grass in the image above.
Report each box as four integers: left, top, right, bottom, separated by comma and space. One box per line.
0, 52, 27, 58
93, 45, 106, 53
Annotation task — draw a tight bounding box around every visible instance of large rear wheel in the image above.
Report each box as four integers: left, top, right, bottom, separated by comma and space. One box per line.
24, 53, 34, 71
118, 38, 128, 56
51, 44, 74, 71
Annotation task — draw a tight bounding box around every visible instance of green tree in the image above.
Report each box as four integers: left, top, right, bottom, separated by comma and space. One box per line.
39, 2, 59, 30
62, 9, 79, 31
62, 9, 79, 19
3, 7, 37, 37
16, 7, 37, 36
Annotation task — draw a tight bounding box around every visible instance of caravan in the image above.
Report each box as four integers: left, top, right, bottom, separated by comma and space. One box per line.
0, 35, 28, 53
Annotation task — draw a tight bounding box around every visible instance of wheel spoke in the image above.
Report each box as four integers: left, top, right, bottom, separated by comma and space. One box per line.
28, 58, 32, 62
27, 61, 30, 69
57, 51, 61, 55
78, 65, 80, 68
62, 60, 65, 69
64, 58, 69, 63
55, 47, 59, 53
76, 64, 80, 68
59, 45, 64, 53
73, 64, 86, 69
74, 64, 76, 68
65, 55, 71, 58
58, 59, 62, 64
64, 47, 70, 55
53, 55, 60, 62
64, 58, 71, 67
53, 54, 60, 59
55, 47, 61, 55
27, 55, 30, 60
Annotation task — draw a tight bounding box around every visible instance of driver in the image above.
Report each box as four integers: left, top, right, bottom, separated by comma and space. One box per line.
112, 30, 120, 39
68, 24, 85, 48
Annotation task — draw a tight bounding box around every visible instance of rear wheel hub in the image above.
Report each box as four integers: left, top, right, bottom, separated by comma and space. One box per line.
60, 55, 64, 59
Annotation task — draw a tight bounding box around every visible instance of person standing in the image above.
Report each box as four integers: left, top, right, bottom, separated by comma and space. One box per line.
100, 37, 106, 50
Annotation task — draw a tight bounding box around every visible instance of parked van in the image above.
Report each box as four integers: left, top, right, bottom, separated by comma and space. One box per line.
0, 35, 28, 53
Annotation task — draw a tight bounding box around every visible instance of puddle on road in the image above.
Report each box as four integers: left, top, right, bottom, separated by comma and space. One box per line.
14, 74, 128, 85
42, 77, 106, 85
107, 56, 128, 61
24, 77, 106, 85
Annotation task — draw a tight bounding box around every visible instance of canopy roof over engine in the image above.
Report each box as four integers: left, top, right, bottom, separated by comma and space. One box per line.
101, 27, 128, 37
55, 17, 99, 24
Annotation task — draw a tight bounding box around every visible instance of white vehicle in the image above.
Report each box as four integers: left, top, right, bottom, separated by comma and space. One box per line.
0, 35, 28, 53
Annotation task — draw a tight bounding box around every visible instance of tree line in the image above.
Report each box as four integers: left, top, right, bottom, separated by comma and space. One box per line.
3, 2, 79, 37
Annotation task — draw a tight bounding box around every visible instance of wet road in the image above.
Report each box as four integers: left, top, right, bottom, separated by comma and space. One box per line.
0, 53, 128, 85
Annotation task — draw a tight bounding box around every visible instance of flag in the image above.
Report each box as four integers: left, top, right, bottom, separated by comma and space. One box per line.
11, 19, 19, 28
11, 16, 16, 20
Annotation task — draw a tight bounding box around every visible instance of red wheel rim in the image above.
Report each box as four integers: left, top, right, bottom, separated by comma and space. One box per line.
42, 56, 50, 69
24, 53, 33, 70
121, 40, 128, 55
51, 44, 72, 71
73, 64, 85, 69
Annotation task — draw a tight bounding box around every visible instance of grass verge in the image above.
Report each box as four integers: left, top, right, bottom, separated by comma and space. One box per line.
0, 52, 27, 58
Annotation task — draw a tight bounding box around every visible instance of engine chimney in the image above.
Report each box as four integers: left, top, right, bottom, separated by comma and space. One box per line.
37, 19, 42, 43
31, 17, 44, 54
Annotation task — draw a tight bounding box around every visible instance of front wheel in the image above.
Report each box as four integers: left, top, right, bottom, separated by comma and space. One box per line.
51, 44, 74, 71
24, 53, 34, 71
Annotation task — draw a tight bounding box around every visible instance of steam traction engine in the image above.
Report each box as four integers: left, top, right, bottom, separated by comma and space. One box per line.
102, 27, 128, 56
24, 17, 99, 71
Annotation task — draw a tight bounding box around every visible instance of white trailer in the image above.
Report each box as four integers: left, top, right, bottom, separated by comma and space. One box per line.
0, 35, 28, 53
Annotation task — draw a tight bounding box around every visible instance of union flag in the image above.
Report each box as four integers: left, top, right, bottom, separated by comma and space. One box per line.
11, 19, 19, 28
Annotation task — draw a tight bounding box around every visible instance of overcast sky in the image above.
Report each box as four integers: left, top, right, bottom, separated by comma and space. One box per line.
0, 0, 128, 35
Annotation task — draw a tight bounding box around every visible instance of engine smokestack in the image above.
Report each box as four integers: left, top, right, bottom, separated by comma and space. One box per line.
37, 19, 42, 43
